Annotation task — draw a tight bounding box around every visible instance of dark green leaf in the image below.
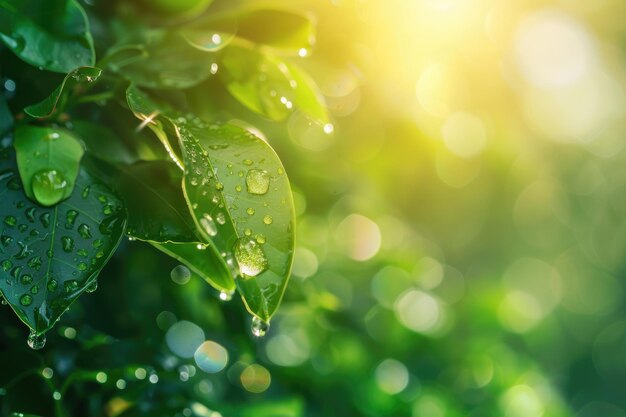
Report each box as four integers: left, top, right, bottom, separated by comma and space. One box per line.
151, 241, 235, 295
176, 120, 295, 322
117, 161, 195, 243
0, 148, 126, 336
72, 120, 138, 165
220, 45, 329, 124
0, 95, 12, 137
112, 32, 217, 89
0, 0, 95, 73
24, 66, 102, 119
14, 125, 84, 206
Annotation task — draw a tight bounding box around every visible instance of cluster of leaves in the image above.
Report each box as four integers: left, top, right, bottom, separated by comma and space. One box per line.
0, 0, 329, 345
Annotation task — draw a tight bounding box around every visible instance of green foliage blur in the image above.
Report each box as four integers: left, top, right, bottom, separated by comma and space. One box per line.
2, 0, 626, 416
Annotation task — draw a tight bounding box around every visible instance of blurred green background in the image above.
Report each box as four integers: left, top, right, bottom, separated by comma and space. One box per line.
3, 0, 626, 416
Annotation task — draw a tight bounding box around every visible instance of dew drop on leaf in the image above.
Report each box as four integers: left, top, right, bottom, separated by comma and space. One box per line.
251, 316, 269, 337
219, 291, 233, 301
86, 280, 98, 293
263, 215, 273, 225
200, 214, 217, 237
27, 330, 46, 350
234, 237, 268, 278
31, 169, 68, 206
245, 169, 270, 195
20, 294, 32, 306
78, 224, 91, 239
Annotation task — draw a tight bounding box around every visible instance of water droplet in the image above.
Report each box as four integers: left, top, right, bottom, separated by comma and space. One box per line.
103, 204, 114, 215
27, 330, 46, 350
243, 159, 253, 166
246, 169, 270, 195
86, 280, 98, 293
47, 279, 58, 292
1, 259, 12, 271
20, 294, 32, 306
93, 239, 103, 248
233, 237, 268, 278
82, 186, 90, 199
244, 228, 252, 236
323, 123, 334, 134
20, 274, 32, 285
235, 184, 242, 192
201, 214, 217, 237
215, 182, 224, 191
216, 212, 226, 225
171, 265, 191, 285
255, 234, 266, 244
263, 215, 273, 225
66, 210, 78, 227
78, 224, 91, 239
77, 262, 87, 271
39, 213, 50, 228
61, 236, 74, 252
32, 169, 68, 206
246, 208, 255, 215
4, 216, 16, 227
251, 316, 269, 337
64, 280, 78, 293
25, 207, 36, 222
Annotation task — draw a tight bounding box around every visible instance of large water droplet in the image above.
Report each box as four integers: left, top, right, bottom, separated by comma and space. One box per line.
27, 330, 46, 350
263, 215, 273, 225
246, 169, 270, 195
219, 291, 233, 301
32, 169, 67, 206
233, 237, 268, 278
86, 280, 98, 293
251, 316, 269, 337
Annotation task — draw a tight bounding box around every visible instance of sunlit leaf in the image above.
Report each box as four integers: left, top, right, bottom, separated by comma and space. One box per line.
14, 125, 84, 206
220, 45, 329, 124
24, 66, 102, 119
113, 32, 217, 89
0, 0, 95, 73
190, 8, 315, 54
0, 147, 126, 338
175, 120, 295, 322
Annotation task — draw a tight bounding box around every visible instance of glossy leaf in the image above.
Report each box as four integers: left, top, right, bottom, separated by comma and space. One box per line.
13, 125, 84, 206
175, 119, 295, 322
0, 0, 95, 73
24, 66, 102, 119
113, 32, 217, 89
220, 45, 329, 124
151, 242, 235, 295
0, 147, 126, 336
117, 161, 195, 243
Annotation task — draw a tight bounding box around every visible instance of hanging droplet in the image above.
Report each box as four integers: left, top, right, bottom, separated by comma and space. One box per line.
219, 291, 233, 301
251, 316, 269, 337
86, 280, 98, 293
27, 330, 46, 350
31, 169, 68, 206
233, 237, 268, 278
246, 169, 270, 195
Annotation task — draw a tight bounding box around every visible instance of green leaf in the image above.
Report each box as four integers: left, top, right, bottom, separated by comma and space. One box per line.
24, 66, 102, 119
0, 0, 95, 73
220, 45, 329, 124
175, 119, 295, 322
112, 32, 217, 89
151, 242, 235, 295
72, 120, 138, 165
126, 83, 183, 169
14, 125, 84, 207
0, 147, 126, 337
117, 161, 196, 243
190, 8, 315, 54
0, 94, 12, 137
126, 86, 295, 322
10, 413, 42, 417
